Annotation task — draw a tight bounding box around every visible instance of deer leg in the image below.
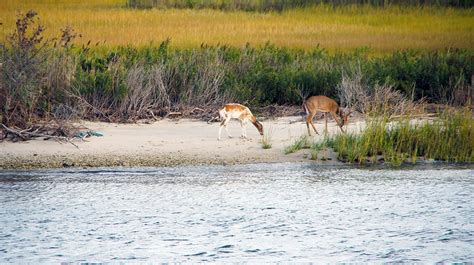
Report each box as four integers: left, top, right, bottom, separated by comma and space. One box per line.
306, 113, 319, 136
225, 118, 233, 138
219, 117, 232, 139
218, 119, 228, 140
240, 120, 247, 138
325, 113, 328, 135
330, 112, 344, 133
305, 114, 312, 136
218, 119, 224, 140
306, 117, 311, 136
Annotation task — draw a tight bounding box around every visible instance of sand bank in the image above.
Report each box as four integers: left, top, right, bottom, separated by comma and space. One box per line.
0, 117, 364, 169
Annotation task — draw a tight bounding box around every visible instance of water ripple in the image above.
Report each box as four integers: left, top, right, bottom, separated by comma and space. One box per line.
0, 163, 473, 262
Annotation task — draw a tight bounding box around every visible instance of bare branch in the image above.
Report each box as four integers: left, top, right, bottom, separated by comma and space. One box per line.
1, 123, 79, 148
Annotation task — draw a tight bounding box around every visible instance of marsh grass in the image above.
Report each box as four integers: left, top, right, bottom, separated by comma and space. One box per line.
320, 109, 474, 166
309, 137, 334, 160
261, 126, 274, 149
284, 135, 312, 154
1, 0, 473, 52
128, 0, 473, 10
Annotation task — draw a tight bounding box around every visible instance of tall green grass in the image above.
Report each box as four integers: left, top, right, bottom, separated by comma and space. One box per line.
319, 110, 474, 166
261, 126, 274, 149
284, 135, 312, 154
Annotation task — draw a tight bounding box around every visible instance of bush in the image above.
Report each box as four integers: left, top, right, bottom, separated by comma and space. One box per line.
0, 11, 48, 128
2, 13, 472, 125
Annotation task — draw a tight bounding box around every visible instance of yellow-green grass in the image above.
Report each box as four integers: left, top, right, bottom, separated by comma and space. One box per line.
313, 110, 474, 166
1, 0, 473, 52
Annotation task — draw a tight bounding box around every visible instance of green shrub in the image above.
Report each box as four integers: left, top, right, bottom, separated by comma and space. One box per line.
69, 45, 473, 119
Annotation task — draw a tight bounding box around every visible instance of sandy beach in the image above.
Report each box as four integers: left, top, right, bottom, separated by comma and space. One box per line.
0, 117, 364, 169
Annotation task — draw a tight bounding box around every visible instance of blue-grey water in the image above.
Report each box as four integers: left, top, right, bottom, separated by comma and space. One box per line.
0, 163, 473, 262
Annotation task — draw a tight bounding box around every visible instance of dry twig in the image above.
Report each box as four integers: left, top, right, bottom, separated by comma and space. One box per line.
1, 123, 79, 148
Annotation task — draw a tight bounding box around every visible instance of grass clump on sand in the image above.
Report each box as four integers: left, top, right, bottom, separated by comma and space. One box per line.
309, 137, 335, 160
261, 127, 274, 149
318, 109, 474, 166
284, 135, 312, 154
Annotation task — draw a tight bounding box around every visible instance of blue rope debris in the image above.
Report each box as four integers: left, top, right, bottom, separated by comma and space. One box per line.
75, 130, 104, 140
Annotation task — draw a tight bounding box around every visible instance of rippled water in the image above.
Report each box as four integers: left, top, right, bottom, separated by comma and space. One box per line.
0, 163, 473, 262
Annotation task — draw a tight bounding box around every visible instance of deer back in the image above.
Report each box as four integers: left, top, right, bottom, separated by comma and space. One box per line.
304, 96, 339, 114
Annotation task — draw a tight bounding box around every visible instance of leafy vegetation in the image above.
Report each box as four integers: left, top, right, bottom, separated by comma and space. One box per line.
73, 45, 473, 107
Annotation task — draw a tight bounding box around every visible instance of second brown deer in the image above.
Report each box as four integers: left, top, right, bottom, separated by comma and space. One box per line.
303, 95, 351, 136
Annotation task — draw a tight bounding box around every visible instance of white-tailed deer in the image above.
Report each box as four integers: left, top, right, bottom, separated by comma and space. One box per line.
218, 103, 263, 140
303, 95, 351, 135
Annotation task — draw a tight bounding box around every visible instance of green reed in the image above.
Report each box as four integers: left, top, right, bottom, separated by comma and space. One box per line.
261, 126, 274, 149
318, 109, 474, 166
284, 135, 312, 154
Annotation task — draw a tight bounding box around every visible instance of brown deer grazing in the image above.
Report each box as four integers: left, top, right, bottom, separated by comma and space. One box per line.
303, 96, 351, 135
218, 103, 263, 140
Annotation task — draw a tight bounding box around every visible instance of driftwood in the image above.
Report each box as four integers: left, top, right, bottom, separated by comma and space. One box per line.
191, 107, 205, 114
289, 117, 304, 124
1, 124, 79, 148
165, 111, 182, 119
148, 109, 158, 121
207, 116, 220, 124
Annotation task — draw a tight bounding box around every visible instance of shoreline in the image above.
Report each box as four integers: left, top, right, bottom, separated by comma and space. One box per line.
1, 116, 472, 170
1, 152, 472, 171
0, 152, 341, 170
1, 117, 351, 170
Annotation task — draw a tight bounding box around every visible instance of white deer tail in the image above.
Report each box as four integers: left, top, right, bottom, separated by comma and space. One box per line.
302, 101, 309, 115
218, 108, 226, 121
